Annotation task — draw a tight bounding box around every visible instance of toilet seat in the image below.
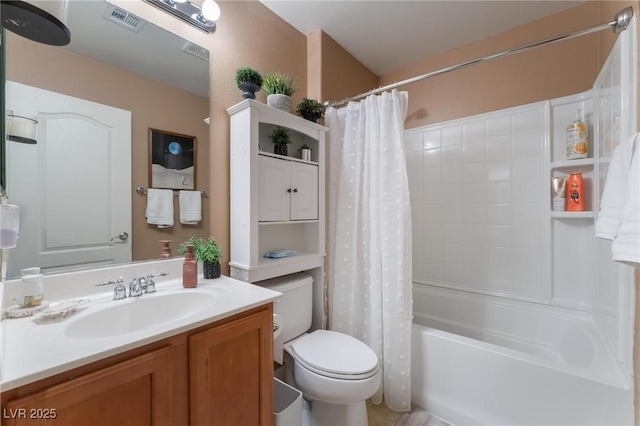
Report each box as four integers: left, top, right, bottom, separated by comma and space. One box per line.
290, 330, 379, 380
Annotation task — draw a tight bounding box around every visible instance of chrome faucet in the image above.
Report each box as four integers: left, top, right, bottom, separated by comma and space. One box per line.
129, 276, 146, 297
99, 273, 169, 300
145, 273, 160, 294
96, 276, 127, 300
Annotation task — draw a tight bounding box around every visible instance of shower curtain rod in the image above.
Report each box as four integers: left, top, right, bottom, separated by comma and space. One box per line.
326, 6, 634, 108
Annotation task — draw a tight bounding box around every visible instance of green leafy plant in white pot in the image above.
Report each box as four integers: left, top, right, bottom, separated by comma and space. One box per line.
300, 143, 312, 161
262, 72, 298, 113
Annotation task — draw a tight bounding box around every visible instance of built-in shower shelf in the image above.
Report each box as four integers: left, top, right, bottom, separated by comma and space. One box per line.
550, 158, 595, 170
550, 211, 595, 219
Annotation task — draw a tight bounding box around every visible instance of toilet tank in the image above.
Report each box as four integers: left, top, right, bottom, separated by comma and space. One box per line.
257, 273, 312, 343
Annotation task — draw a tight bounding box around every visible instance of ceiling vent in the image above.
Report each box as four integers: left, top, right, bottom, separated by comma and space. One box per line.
183, 42, 210, 62
102, 5, 145, 33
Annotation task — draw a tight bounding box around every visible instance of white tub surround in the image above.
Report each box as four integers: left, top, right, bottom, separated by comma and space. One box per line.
413, 285, 629, 388
411, 322, 633, 426
411, 282, 633, 426
406, 19, 637, 426
0, 258, 280, 391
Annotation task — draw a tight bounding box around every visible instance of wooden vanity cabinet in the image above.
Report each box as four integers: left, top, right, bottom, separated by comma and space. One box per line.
1, 304, 274, 426
189, 308, 274, 426
3, 348, 174, 426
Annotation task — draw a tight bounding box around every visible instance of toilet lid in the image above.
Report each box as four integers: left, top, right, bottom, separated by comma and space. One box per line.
291, 330, 379, 380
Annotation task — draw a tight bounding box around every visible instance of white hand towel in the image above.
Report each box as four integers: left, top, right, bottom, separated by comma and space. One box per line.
595, 134, 638, 239
596, 133, 640, 268
179, 190, 202, 225
145, 189, 174, 228
612, 136, 640, 268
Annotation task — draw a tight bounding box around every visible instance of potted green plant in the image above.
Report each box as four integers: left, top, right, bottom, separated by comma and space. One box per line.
179, 236, 223, 279
295, 98, 326, 123
300, 143, 312, 161
269, 126, 291, 156
262, 72, 298, 113
235, 67, 263, 100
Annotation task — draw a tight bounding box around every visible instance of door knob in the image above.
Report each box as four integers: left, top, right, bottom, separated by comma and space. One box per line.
110, 232, 129, 242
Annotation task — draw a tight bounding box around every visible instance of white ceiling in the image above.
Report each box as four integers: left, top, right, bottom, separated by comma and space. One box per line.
260, 0, 584, 75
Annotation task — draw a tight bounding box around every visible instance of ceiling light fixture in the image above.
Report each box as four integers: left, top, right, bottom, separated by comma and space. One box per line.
201, 0, 220, 22
144, 0, 219, 34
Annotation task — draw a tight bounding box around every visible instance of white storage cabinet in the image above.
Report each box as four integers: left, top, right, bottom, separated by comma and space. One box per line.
228, 100, 327, 329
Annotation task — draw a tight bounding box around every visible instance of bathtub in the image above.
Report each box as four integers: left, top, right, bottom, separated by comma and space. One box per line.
411, 284, 634, 426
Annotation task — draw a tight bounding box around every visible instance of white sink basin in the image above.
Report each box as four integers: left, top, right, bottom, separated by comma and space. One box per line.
64, 288, 221, 339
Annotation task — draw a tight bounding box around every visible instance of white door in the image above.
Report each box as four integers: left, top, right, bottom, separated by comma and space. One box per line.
5, 81, 132, 276
258, 155, 290, 222
290, 162, 318, 220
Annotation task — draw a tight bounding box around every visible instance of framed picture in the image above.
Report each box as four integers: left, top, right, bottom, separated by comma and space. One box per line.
149, 128, 197, 190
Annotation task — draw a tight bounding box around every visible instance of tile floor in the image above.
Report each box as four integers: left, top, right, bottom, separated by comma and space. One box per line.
366, 399, 403, 425
366, 400, 452, 426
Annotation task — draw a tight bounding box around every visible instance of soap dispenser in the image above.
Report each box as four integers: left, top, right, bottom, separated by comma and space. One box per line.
183, 244, 197, 288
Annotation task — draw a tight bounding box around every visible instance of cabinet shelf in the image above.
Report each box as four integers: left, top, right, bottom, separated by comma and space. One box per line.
259, 219, 319, 225
229, 253, 325, 283
259, 151, 319, 166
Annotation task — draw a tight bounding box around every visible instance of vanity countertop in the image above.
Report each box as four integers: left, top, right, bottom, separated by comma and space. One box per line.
1, 275, 280, 391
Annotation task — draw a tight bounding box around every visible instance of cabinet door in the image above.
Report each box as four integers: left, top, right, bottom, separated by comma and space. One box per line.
4, 348, 174, 426
259, 156, 291, 222
290, 162, 319, 220
189, 308, 274, 426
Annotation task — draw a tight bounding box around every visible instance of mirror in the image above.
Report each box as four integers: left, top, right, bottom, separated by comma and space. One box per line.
3, 0, 210, 279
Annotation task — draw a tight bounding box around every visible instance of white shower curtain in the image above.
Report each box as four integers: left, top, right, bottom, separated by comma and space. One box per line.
326, 90, 413, 411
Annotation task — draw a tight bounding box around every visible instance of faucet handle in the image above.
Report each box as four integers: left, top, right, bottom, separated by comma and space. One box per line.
113, 277, 127, 300
145, 274, 157, 294
144, 273, 168, 294
148, 273, 169, 278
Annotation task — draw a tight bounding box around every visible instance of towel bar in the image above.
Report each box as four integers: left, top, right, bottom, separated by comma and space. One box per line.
136, 187, 208, 198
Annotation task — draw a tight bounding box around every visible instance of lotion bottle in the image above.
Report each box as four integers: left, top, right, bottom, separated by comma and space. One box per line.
566, 172, 585, 211
183, 244, 197, 288
566, 109, 588, 160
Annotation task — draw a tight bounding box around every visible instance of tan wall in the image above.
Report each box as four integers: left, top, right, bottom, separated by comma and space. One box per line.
205, 0, 307, 274
310, 31, 379, 105
5, 32, 210, 262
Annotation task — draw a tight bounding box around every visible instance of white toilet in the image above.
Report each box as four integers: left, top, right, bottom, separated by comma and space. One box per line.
262, 273, 381, 426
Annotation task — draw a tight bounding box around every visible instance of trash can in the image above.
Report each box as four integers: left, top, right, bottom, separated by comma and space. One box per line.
274, 378, 303, 426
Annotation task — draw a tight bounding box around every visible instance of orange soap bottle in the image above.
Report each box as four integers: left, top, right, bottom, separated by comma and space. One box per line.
566, 172, 585, 211
183, 244, 198, 288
